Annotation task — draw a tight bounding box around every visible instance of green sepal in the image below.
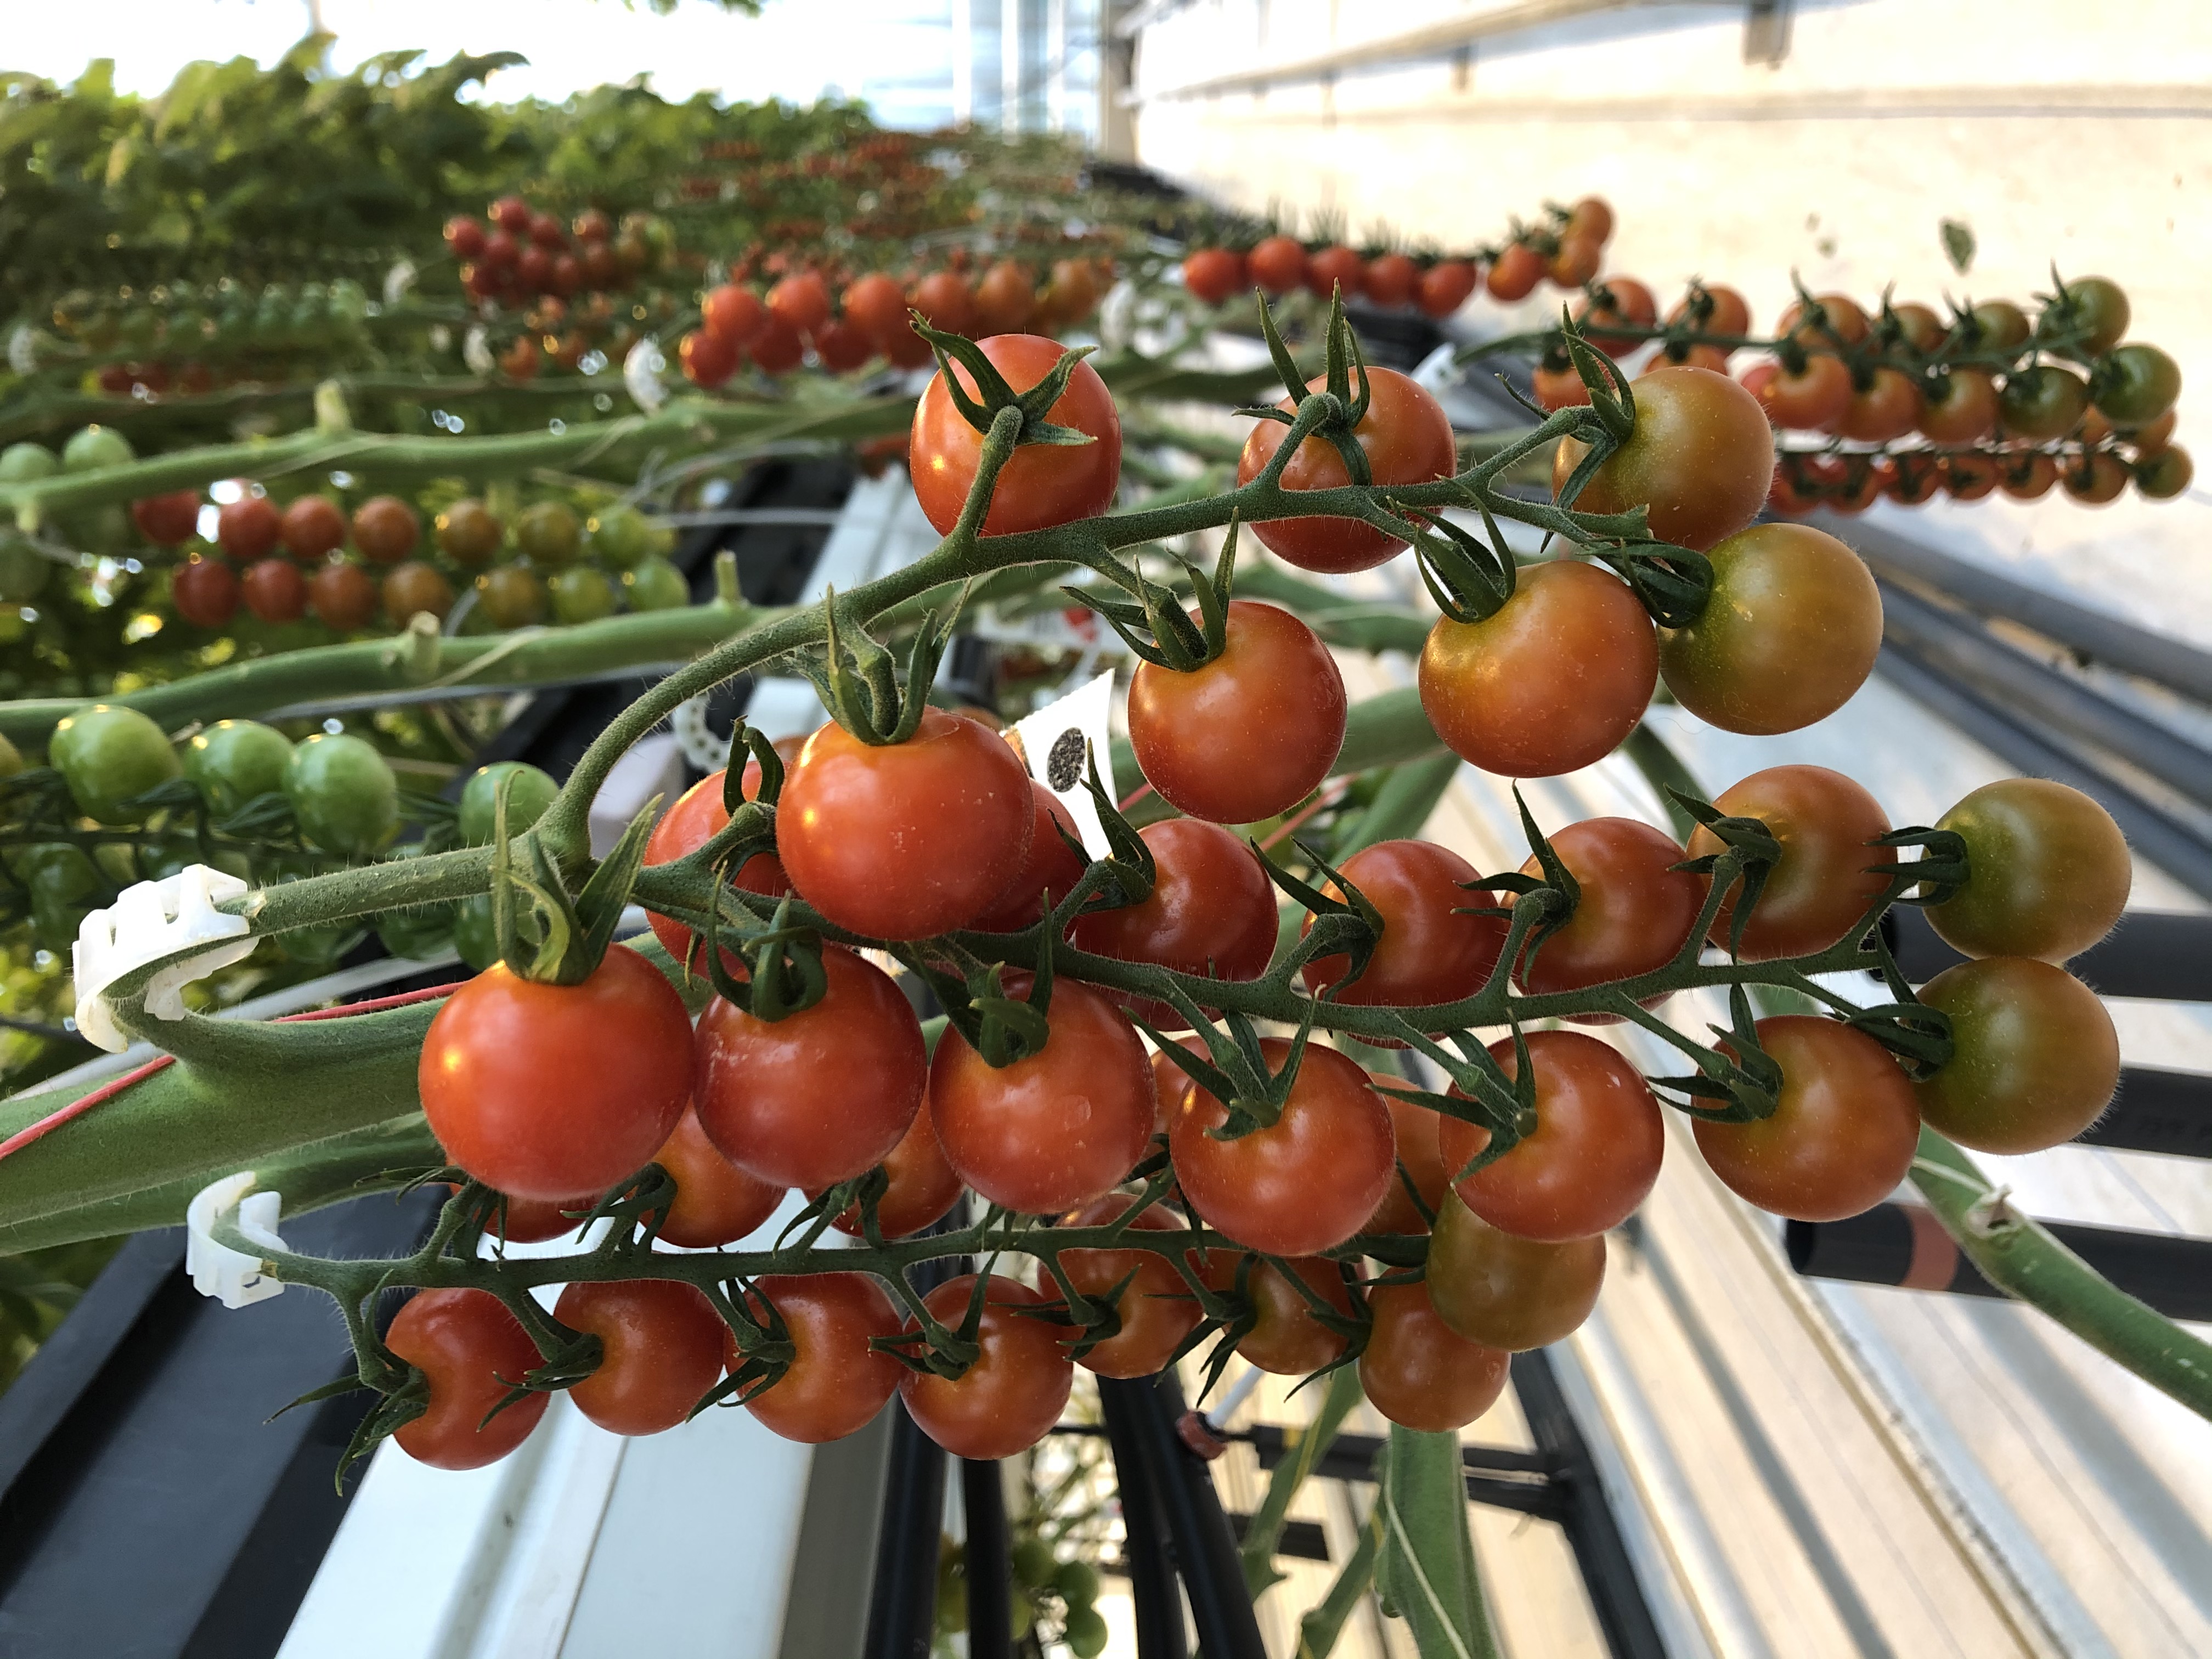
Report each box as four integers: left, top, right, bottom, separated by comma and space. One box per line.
1666, 787, 1782, 960
913, 314, 1099, 448
1404, 501, 1517, 625
1871, 825, 1971, 907
1253, 837, 1383, 995
701, 891, 828, 1023
1593, 541, 1714, 629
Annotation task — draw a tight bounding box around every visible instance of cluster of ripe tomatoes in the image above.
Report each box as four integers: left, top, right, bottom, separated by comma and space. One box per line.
1179, 195, 1617, 317
675, 253, 1111, 388
379, 320, 2133, 1474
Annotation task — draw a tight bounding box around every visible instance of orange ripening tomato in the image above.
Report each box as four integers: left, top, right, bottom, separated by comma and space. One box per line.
898, 1274, 1073, 1459
1512, 816, 1703, 1013
1059, 1194, 1206, 1378
909, 334, 1122, 537
557, 1279, 726, 1436
742, 1272, 905, 1442
648, 1105, 784, 1248
818, 1093, 966, 1240
1299, 839, 1506, 1018
1181, 247, 1246, 307
1358, 1282, 1509, 1432
1551, 365, 1774, 551
1234, 1256, 1353, 1374
1689, 765, 1895, 960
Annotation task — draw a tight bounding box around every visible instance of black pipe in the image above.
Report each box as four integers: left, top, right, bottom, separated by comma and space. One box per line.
1891, 905, 2212, 1003
1099, 1374, 1265, 1659
863, 1410, 948, 1659
1096, 1376, 1189, 1659
961, 1459, 1013, 1659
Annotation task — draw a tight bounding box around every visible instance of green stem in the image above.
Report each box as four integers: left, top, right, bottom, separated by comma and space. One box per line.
1241, 1364, 1363, 1595
1376, 1426, 1499, 1659
1296, 1499, 1384, 1659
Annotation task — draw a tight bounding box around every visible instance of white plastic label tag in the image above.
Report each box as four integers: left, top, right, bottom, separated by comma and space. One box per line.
187, 1172, 289, 1308
1011, 669, 1119, 860
72, 865, 255, 1053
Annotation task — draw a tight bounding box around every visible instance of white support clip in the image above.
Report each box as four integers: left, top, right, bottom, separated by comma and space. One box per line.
72, 865, 255, 1053
186, 1172, 289, 1308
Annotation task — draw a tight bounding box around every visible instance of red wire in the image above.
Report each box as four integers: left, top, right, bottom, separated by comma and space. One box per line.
0, 979, 466, 1166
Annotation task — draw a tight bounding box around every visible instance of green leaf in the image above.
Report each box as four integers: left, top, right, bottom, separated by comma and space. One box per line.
1940, 218, 1976, 275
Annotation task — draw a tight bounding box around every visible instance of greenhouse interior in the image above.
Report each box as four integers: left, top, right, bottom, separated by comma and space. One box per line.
0, 2, 2207, 1656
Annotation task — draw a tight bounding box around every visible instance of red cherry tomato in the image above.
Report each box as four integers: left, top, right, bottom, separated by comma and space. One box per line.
1553, 365, 1774, 551
1514, 816, 1702, 1011
1667, 284, 1751, 337
703, 284, 768, 344
898, 1274, 1073, 1459
1182, 247, 1246, 307
479, 1189, 593, 1245
1304, 244, 1367, 300
649, 1105, 784, 1248
1440, 1030, 1663, 1240
1835, 367, 1923, 443
1688, 765, 1895, 960
1235, 366, 1455, 574
1170, 1039, 1394, 1255
969, 782, 1087, 932
1069, 818, 1277, 1031
909, 334, 1123, 538
1059, 1194, 1205, 1378
768, 270, 832, 335
1695, 1017, 1918, 1221
693, 946, 926, 1188
351, 496, 420, 565
1419, 259, 1480, 318
930, 975, 1154, 1214
386, 1289, 548, 1469
131, 489, 201, 547
820, 1094, 966, 1239
217, 495, 282, 562
444, 216, 488, 259
972, 261, 1036, 337
910, 270, 978, 337
681, 328, 740, 389
1549, 235, 1601, 288
1918, 369, 1999, 444
642, 764, 790, 969
744, 1272, 904, 1442
557, 1278, 726, 1436
842, 273, 908, 344
1300, 840, 1505, 1016
1234, 1255, 1352, 1374
1126, 601, 1346, 824
778, 708, 1033, 940
812, 319, 874, 373
1245, 235, 1308, 296
1574, 276, 1657, 353
1364, 252, 1420, 308
1487, 243, 1545, 302
279, 495, 347, 561
1358, 1282, 1509, 1432
1419, 559, 1656, 778
1745, 354, 1853, 430
171, 557, 239, 628
1780, 294, 1871, 347
749, 315, 805, 376
489, 194, 532, 234
241, 557, 307, 623
308, 562, 377, 631
420, 945, 693, 1200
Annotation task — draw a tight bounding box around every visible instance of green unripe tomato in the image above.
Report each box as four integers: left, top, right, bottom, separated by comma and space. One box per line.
185, 719, 294, 817
1425, 1191, 1606, 1352
625, 556, 690, 611
1053, 1559, 1101, 1607
376, 902, 458, 961
0, 532, 50, 602
2094, 343, 2181, 428
1011, 1536, 1054, 1589
284, 732, 399, 856
0, 443, 58, 484
1914, 957, 2119, 1154
451, 891, 501, 970
2136, 444, 2193, 500
459, 761, 560, 845
21, 843, 100, 953
515, 501, 583, 567
1923, 778, 2129, 962
63, 504, 133, 557
1064, 1604, 1109, 1659
1970, 299, 2030, 349
551, 566, 618, 624
588, 504, 656, 569
0, 730, 20, 782
52, 703, 182, 825
1996, 365, 2088, 440
2052, 276, 2129, 356
62, 425, 136, 473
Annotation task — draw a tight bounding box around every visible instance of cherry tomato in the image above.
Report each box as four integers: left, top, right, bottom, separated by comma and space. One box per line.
351, 495, 419, 565
970, 782, 1087, 932
279, 494, 347, 561
218, 494, 282, 562
1998, 366, 2089, 440
695, 946, 925, 1187
1746, 354, 1852, 430
50, 703, 180, 825
1566, 196, 1614, 242
1425, 1193, 1604, 1351
649, 1105, 784, 1247
811, 319, 874, 373
1886, 301, 1948, 353
778, 708, 1033, 940
930, 975, 1154, 1214
386, 1289, 549, 1469
1553, 365, 1773, 551
1486, 242, 1544, 301
744, 1272, 904, 1442
973, 261, 1037, 336
170, 557, 239, 628
1914, 958, 2118, 1154
516, 501, 581, 567
1419, 558, 1656, 777
2049, 275, 2129, 355
1548, 235, 1601, 287
910, 334, 1122, 538
131, 489, 202, 547
1171, 1039, 1393, 1255
557, 1278, 725, 1436
681, 328, 740, 389
476, 566, 548, 628
1059, 1195, 1205, 1378
1943, 453, 2000, 501
1512, 817, 1702, 1009
1069, 818, 1277, 1031
1359, 1282, 1509, 1433
241, 556, 306, 623
702, 284, 768, 345
768, 270, 832, 335
1364, 1085, 1453, 1235
1234, 1256, 1352, 1374
750, 315, 805, 376
1917, 370, 1999, 444
1656, 343, 1733, 374
1574, 276, 1656, 353
1689, 765, 1895, 960
2137, 445, 2193, 499
1364, 252, 1420, 308
1780, 293, 1870, 347
1999, 450, 2058, 501
1300, 840, 1505, 1014
1246, 235, 1308, 296
840, 273, 907, 343
821, 1094, 965, 1239
1235, 365, 1455, 573
1694, 1017, 1919, 1221
2092, 344, 2180, 427
308, 561, 376, 630
1884, 453, 1943, 506
444, 216, 488, 259
421, 944, 693, 1199
1440, 1030, 1662, 1240
1419, 260, 1479, 318
1667, 284, 1751, 338
1304, 244, 1366, 300
1660, 522, 1881, 735
1923, 778, 2129, 961
1834, 366, 1922, 443
1127, 601, 1346, 824
383, 561, 454, 623
642, 763, 790, 969
910, 269, 979, 336
489, 194, 532, 233
2061, 450, 2129, 505
899, 1274, 1073, 1459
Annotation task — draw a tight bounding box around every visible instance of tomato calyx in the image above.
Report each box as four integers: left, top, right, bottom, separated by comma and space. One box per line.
1871, 823, 1971, 909
1246, 288, 1376, 489
1403, 500, 1517, 624
1644, 984, 1786, 1123
698, 892, 829, 1022
1255, 837, 1384, 994
695, 1286, 800, 1415
1666, 788, 1785, 960
484, 778, 653, 986
803, 583, 960, 746
1843, 923, 1957, 1079
1065, 515, 1240, 672
911, 315, 1101, 450
1479, 787, 1583, 977
871, 1269, 990, 1379
1136, 1002, 1317, 1139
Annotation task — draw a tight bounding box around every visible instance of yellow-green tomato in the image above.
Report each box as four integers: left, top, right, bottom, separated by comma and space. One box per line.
550, 566, 618, 624
284, 732, 398, 856
184, 719, 294, 817
51, 703, 182, 825
1914, 957, 2119, 1154
625, 556, 690, 611
1658, 522, 1882, 735
1924, 778, 2129, 961
1424, 1192, 1606, 1352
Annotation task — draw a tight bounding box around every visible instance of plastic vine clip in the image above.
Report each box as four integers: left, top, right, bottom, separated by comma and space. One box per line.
187, 1172, 289, 1308
72, 865, 255, 1053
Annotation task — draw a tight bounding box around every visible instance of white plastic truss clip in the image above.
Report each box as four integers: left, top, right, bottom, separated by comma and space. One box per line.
71, 865, 255, 1053
186, 1172, 289, 1308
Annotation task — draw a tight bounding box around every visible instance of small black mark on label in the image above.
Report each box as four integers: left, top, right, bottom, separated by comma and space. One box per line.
1047, 728, 1087, 793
